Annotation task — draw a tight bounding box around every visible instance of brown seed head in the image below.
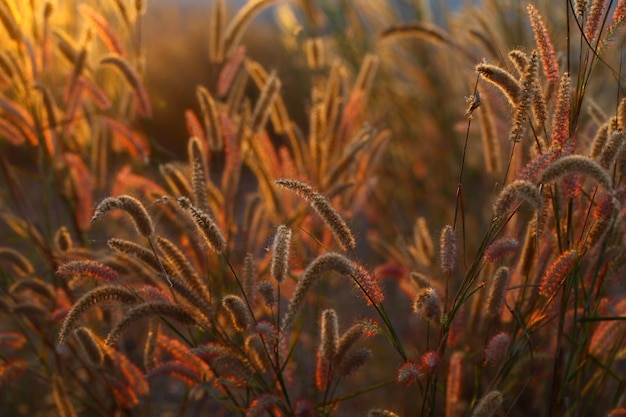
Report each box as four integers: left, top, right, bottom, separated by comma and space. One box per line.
105, 302, 197, 346
91, 195, 154, 237
493, 180, 542, 216
176, 197, 226, 253
0, 247, 34, 275
276, 179, 356, 250
413, 287, 442, 325
440, 225, 456, 274
337, 346, 372, 377
476, 63, 520, 106
74, 327, 104, 366
551, 73, 571, 148
222, 294, 252, 332
539, 249, 578, 298
54, 226, 73, 252
58, 286, 139, 344
486, 266, 510, 318
471, 390, 504, 417
281, 252, 354, 332
527, 4, 559, 82
320, 309, 339, 363
270, 225, 291, 283
599, 131, 626, 169
257, 280, 277, 307
509, 51, 538, 142
540, 155, 612, 189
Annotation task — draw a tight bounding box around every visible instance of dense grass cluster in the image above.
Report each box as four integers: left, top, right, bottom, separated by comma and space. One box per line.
0, 0, 625, 416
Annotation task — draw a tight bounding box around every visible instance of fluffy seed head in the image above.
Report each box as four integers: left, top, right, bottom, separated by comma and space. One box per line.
250, 70, 281, 134
414, 216, 435, 263
551, 73, 571, 148
337, 346, 372, 377
0, 248, 34, 276
527, 4, 559, 82
156, 236, 209, 300
397, 361, 421, 386
590, 124, 610, 159
335, 324, 366, 366
91, 195, 154, 237
471, 391, 504, 417
484, 332, 510, 365
54, 226, 73, 252
222, 0, 280, 56
540, 155, 612, 189
256, 320, 279, 347
413, 287, 442, 325
310, 194, 356, 250
243, 253, 257, 308
188, 136, 210, 212
196, 86, 222, 150
493, 180, 542, 216
484, 237, 519, 263
281, 252, 354, 332
320, 309, 339, 363
517, 149, 558, 182
508, 50, 530, 76
539, 249, 578, 298
270, 225, 291, 283
353, 263, 384, 305
108, 238, 174, 282
222, 295, 252, 332
105, 302, 197, 346
245, 334, 270, 371
420, 351, 441, 374
614, 0, 626, 26
509, 51, 538, 142
99, 54, 151, 118
440, 225, 456, 274
585, 195, 618, 249
57, 260, 119, 283
585, 0, 608, 42
58, 286, 139, 344
176, 196, 226, 252
275, 179, 356, 250
486, 266, 510, 318
476, 63, 520, 106
257, 281, 277, 307
599, 131, 626, 169
74, 327, 104, 366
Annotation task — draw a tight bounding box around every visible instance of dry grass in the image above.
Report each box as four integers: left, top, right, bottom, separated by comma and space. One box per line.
0, 1, 625, 416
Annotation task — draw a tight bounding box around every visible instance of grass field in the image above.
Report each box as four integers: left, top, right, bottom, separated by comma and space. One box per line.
0, 0, 625, 416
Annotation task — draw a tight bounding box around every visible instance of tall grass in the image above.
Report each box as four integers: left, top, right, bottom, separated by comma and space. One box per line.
0, 0, 625, 416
